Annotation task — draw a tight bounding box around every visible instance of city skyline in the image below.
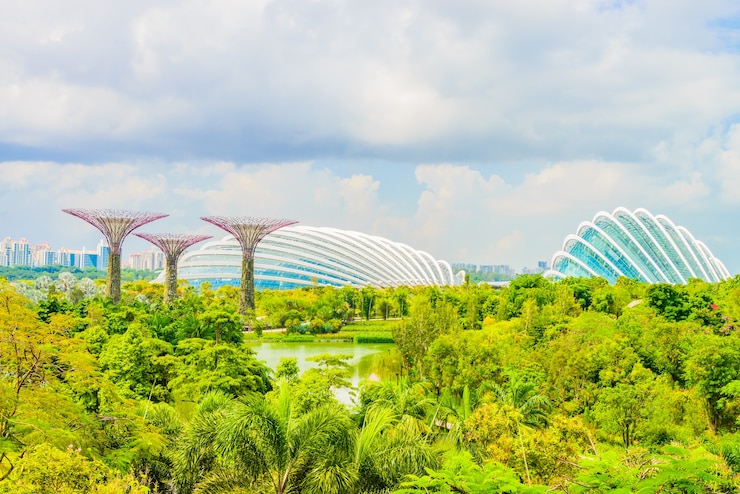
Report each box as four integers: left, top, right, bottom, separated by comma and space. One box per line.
2, 2, 740, 273
0, 232, 544, 275
0, 235, 167, 271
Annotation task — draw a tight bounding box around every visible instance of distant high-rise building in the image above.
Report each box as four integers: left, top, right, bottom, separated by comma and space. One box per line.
77, 247, 98, 269
96, 239, 110, 270
57, 247, 72, 267
10, 238, 31, 266
0, 235, 116, 271
0, 237, 34, 267
31, 242, 54, 267
451, 263, 477, 272
128, 247, 165, 271
0, 237, 11, 267
493, 264, 515, 276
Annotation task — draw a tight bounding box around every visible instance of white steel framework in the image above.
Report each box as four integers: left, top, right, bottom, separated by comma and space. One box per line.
545, 208, 729, 284
156, 225, 458, 289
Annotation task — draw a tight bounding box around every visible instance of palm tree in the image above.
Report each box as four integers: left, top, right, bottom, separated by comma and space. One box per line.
352, 404, 439, 493
173, 383, 355, 494
484, 376, 550, 485
433, 384, 480, 448
359, 379, 437, 436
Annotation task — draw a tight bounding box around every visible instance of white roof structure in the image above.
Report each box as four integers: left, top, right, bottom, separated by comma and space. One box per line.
156, 225, 459, 290
545, 207, 730, 284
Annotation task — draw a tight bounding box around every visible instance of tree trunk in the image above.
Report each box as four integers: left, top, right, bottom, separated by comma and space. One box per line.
165, 256, 178, 306
107, 250, 122, 303
517, 422, 532, 485
239, 253, 251, 315
623, 422, 631, 451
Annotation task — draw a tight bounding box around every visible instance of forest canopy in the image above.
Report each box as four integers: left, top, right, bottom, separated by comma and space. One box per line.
2, 274, 740, 492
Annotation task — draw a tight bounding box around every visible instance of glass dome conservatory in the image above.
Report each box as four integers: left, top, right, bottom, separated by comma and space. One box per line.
158, 225, 459, 290
545, 207, 730, 284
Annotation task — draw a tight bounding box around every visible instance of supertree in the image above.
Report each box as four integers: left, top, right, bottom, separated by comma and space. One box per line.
133, 233, 212, 305
62, 208, 168, 303
201, 216, 297, 313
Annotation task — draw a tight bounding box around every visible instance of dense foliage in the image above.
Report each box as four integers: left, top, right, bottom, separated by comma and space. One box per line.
2, 274, 740, 492
0, 265, 157, 283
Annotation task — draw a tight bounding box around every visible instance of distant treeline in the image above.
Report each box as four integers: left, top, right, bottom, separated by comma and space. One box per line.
0, 264, 158, 282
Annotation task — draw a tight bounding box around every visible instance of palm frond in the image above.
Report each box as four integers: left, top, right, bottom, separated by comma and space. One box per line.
355, 405, 398, 466
303, 460, 358, 494
194, 467, 253, 494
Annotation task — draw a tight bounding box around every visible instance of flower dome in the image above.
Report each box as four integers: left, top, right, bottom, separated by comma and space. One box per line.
158, 225, 459, 290
545, 207, 730, 284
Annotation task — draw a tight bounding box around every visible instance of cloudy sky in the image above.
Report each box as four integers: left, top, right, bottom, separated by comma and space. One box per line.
2, 0, 740, 272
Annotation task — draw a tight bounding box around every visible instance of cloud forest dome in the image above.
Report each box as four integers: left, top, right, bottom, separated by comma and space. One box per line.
545, 207, 731, 284
158, 225, 459, 290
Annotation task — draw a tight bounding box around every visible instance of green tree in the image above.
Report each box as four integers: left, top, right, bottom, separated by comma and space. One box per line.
469, 375, 551, 485
275, 357, 300, 381
394, 299, 458, 379
394, 450, 546, 494
169, 339, 271, 402
305, 353, 354, 389
1, 442, 148, 493
685, 334, 740, 433
593, 363, 657, 450
173, 385, 355, 494
199, 307, 243, 344
646, 283, 689, 321
354, 404, 439, 493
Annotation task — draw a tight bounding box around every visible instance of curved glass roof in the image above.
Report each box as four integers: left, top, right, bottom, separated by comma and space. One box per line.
545, 208, 729, 284
158, 225, 459, 290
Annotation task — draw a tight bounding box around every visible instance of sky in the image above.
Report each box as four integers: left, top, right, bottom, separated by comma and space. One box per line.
2, 0, 740, 273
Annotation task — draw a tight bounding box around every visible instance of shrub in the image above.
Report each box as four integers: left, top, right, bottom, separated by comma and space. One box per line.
355, 335, 395, 344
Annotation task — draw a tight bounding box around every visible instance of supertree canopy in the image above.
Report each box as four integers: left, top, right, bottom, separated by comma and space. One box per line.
134, 233, 212, 305
201, 216, 298, 313
62, 208, 168, 303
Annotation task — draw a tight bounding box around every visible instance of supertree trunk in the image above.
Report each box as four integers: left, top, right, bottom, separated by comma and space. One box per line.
166, 256, 179, 305
107, 250, 122, 302
240, 253, 250, 314
246, 256, 256, 313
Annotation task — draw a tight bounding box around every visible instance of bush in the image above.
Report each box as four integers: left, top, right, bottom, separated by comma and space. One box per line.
252, 319, 265, 337
354, 335, 395, 344
283, 334, 316, 342
328, 318, 343, 333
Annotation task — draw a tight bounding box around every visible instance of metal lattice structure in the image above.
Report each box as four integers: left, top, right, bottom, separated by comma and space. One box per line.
545, 207, 731, 284
134, 233, 212, 305
201, 216, 298, 313
62, 208, 168, 303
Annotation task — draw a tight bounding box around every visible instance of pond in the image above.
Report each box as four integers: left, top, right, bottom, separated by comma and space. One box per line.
247, 341, 398, 403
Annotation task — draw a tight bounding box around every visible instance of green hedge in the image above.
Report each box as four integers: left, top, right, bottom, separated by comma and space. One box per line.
282, 334, 317, 342
341, 320, 397, 332
354, 335, 395, 344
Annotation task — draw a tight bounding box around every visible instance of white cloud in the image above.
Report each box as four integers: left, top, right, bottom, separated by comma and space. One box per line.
718, 124, 740, 204
656, 172, 711, 207
1, 0, 740, 160
0, 159, 737, 273
170, 163, 388, 237
1, 0, 740, 272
